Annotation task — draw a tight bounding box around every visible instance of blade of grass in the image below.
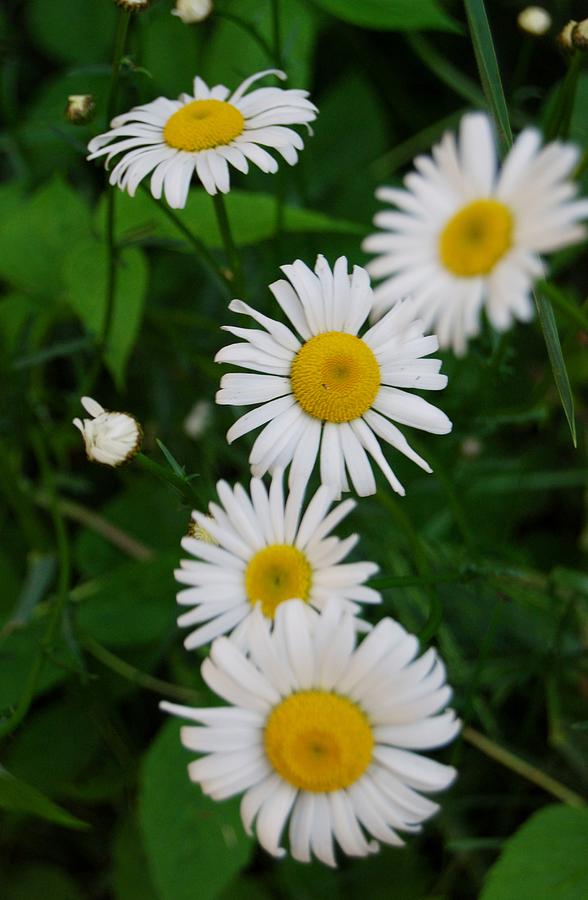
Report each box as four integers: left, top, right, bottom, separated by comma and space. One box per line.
534, 288, 577, 446
538, 280, 588, 334
463, 0, 512, 153
464, 0, 577, 444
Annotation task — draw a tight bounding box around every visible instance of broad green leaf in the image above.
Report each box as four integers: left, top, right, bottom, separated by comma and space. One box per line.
112, 814, 160, 900
27, 0, 116, 63
95, 189, 364, 252
4, 695, 101, 796
0, 178, 92, 298
0, 620, 68, 710
138, 2, 206, 98
2, 864, 85, 900
203, 0, 318, 90
76, 553, 178, 648
463, 0, 512, 153
140, 721, 253, 900
310, 0, 457, 32
481, 805, 588, 900
0, 764, 88, 829
63, 240, 148, 388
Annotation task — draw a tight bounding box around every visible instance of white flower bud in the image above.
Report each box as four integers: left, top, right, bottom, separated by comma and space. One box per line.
114, 0, 150, 11
73, 396, 141, 467
557, 20, 577, 51
517, 6, 551, 36
65, 94, 95, 124
572, 19, 588, 50
171, 0, 212, 24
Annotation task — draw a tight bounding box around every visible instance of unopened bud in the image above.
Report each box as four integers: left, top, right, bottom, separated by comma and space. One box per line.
557, 20, 577, 52
172, 0, 212, 24
114, 0, 150, 11
65, 94, 95, 125
73, 396, 142, 467
572, 19, 588, 50
517, 6, 551, 37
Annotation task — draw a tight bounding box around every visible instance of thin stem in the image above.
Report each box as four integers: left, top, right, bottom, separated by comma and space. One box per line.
463, 726, 586, 807
34, 491, 153, 561
212, 193, 245, 296
100, 9, 131, 359
82, 634, 203, 705
106, 10, 131, 124
146, 188, 231, 294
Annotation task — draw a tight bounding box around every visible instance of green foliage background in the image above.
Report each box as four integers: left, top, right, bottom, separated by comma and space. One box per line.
1, 0, 588, 897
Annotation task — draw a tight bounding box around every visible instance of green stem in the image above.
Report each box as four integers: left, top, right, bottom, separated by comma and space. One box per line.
82, 634, 203, 705
406, 33, 485, 107
463, 726, 586, 807
146, 188, 230, 294
100, 9, 131, 361
0, 430, 71, 741
212, 193, 245, 296
106, 10, 131, 124
135, 452, 203, 507
545, 51, 584, 141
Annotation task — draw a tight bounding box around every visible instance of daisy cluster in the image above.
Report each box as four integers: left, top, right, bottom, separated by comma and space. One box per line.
83, 58, 588, 867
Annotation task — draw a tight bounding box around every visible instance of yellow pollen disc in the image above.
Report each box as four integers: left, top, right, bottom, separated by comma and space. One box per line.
439, 198, 513, 277
163, 99, 245, 152
245, 544, 312, 619
290, 331, 381, 423
264, 691, 374, 792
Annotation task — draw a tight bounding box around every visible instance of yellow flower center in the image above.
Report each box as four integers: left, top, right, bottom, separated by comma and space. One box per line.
163, 99, 245, 152
245, 544, 312, 619
439, 198, 513, 277
264, 690, 374, 792
290, 331, 381, 423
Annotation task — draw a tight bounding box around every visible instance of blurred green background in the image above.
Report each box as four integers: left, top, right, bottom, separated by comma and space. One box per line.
1, 0, 588, 897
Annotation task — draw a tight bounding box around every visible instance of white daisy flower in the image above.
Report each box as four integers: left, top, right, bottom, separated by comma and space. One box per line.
363, 112, 588, 355
73, 396, 141, 467
87, 69, 317, 208
215, 255, 451, 498
175, 470, 380, 650
161, 600, 460, 865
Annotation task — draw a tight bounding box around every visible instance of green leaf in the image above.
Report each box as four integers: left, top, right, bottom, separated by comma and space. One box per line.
63, 240, 148, 388
0, 764, 88, 830
112, 814, 160, 900
76, 553, 178, 648
95, 189, 364, 252
2, 864, 85, 900
206, 0, 318, 88
481, 805, 588, 899
4, 695, 101, 797
0, 178, 92, 298
534, 290, 577, 446
310, 0, 458, 32
27, 0, 116, 64
463, 0, 512, 153
0, 620, 68, 711
139, 721, 253, 900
